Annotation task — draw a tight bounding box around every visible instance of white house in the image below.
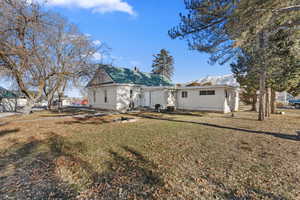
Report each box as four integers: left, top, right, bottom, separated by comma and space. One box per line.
86, 65, 239, 113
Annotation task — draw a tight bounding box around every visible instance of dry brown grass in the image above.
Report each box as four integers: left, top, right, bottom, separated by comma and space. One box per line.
0, 109, 299, 199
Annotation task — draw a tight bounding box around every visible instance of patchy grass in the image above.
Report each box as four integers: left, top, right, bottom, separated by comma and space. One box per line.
0, 109, 299, 199
0, 107, 99, 123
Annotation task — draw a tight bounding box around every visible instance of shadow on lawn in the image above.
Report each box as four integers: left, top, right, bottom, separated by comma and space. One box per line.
0, 128, 20, 137
132, 114, 299, 142
38, 107, 97, 118
0, 130, 294, 199
0, 133, 167, 199
0, 122, 9, 126
0, 136, 77, 200
161, 111, 205, 117
90, 146, 165, 199
40, 114, 75, 118
56, 117, 112, 125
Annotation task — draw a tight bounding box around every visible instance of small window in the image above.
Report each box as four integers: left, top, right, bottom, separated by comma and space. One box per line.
182, 91, 188, 98
104, 90, 108, 103
200, 90, 215, 96
93, 90, 96, 103
130, 90, 133, 98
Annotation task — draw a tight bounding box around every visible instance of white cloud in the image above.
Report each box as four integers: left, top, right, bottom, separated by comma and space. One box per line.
92, 52, 103, 61
92, 52, 109, 61
41, 0, 135, 15
93, 40, 102, 46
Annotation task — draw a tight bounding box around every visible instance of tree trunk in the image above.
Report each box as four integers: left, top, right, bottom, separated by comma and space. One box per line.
265, 87, 271, 118
251, 94, 258, 112
47, 101, 51, 110
21, 84, 44, 114
22, 99, 35, 115
258, 71, 266, 121
271, 89, 276, 114
58, 92, 63, 112
47, 98, 53, 110
57, 79, 67, 113
47, 93, 54, 110
14, 98, 17, 112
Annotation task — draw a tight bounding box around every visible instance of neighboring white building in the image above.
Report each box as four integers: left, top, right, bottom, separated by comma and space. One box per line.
276, 91, 295, 104
86, 65, 239, 113
0, 87, 18, 112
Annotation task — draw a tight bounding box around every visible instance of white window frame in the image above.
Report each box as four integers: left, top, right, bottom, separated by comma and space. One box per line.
182, 91, 188, 98
199, 90, 215, 96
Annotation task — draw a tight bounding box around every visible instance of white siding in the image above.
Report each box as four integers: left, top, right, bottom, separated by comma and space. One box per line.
141, 91, 151, 107
166, 90, 176, 107
176, 88, 227, 112
141, 88, 174, 109
62, 99, 72, 106
88, 86, 117, 110
116, 86, 141, 111
88, 84, 239, 113
149, 90, 166, 108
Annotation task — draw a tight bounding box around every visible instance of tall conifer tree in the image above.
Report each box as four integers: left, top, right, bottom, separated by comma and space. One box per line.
169, 0, 300, 120
152, 49, 174, 80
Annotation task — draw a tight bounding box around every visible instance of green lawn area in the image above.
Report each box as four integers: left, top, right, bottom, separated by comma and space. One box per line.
0, 109, 299, 199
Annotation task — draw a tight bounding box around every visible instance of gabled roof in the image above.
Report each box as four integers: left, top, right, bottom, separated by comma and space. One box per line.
89, 65, 173, 87
0, 87, 18, 99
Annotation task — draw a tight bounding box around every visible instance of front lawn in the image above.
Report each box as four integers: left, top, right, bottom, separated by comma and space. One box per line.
0, 109, 299, 199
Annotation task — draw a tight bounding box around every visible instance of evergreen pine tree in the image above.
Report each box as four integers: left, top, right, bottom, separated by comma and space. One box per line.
169, 0, 300, 120
231, 54, 260, 111
152, 49, 174, 80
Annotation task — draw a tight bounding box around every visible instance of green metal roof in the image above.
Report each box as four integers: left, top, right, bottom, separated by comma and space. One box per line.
0, 87, 18, 99
102, 65, 173, 86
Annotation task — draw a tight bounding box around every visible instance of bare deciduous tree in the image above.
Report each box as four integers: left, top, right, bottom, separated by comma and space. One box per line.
41, 14, 108, 110
0, 0, 59, 113
0, 0, 109, 113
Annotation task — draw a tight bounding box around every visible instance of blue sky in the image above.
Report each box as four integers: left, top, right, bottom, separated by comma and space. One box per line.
1, 0, 232, 97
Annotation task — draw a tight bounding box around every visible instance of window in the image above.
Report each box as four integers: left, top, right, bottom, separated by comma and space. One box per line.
130, 90, 133, 99
182, 91, 188, 98
200, 90, 215, 96
104, 90, 108, 103
93, 90, 96, 103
